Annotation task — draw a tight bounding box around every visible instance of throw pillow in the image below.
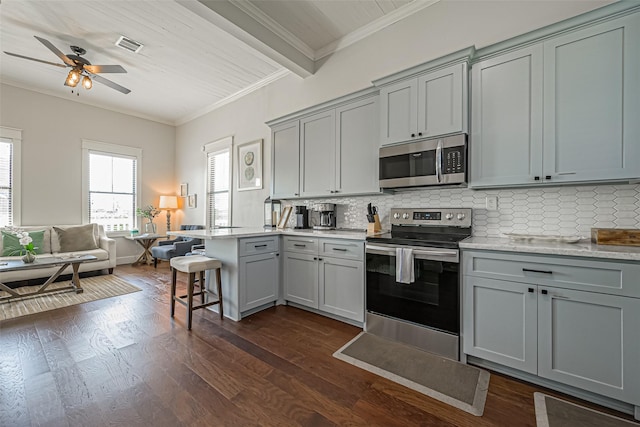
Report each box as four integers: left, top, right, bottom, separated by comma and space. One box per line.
54, 224, 98, 253
1, 230, 45, 256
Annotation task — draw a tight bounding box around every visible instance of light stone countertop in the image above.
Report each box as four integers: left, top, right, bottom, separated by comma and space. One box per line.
167, 227, 376, 241
460, 236, 640, 261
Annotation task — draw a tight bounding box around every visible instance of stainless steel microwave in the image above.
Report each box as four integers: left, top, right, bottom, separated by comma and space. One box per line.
379, 134, 467, 189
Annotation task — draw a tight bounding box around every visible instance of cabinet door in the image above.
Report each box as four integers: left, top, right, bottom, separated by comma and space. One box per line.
284, 252, 318, 309
417, 63, 465, 137
379, 78, 417, 146
543, 14, 640, 183
271, 120, 300, 198
239, 252, 279, 312
318, 257, 364, 322
538, 288, 640, 403
300, 110, 335, 197
470, 45, 543, 188
463, 276, 538, 374
335, 96, 380, 195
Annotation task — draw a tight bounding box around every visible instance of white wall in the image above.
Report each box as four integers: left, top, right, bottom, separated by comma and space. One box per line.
0, 84, 176, 261
176, 0, 611, 228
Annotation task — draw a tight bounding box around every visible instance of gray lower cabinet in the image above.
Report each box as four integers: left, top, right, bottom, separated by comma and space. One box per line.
463, 250, 640, 408
283, 236, 364, 322
238, 237, 280, 313
471, 10, 640, 187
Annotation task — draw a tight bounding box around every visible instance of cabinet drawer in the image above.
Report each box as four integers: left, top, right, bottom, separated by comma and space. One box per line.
319, 239, 364, 261
463, 250, 640, 298
239, 236, 279, 257
283, 236, 318, 254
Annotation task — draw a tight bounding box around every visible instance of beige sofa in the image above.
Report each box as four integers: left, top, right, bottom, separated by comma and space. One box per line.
0, 224, 116, 283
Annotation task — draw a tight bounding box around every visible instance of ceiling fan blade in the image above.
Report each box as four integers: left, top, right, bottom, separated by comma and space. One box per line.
3, 51, 66, 68
92, 74, 131, 94
84, 65, 127, 74
34, 35, 75, 67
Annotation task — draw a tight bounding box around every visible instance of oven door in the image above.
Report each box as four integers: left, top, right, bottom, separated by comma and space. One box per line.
365, 244, 459, 334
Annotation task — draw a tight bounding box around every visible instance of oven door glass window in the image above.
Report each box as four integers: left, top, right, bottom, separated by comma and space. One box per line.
379, 150, 436, 180
366, 252, 459, 334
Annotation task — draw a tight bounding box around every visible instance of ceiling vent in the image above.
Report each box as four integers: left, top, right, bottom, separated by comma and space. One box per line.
115, 35, 143, 53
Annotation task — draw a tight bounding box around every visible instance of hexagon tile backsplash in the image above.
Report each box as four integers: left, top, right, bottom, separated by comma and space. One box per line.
284, 183, 640, 238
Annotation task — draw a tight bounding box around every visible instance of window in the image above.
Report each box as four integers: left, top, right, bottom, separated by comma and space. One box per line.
204, 137, 232, 228
82, 140, 141, 232
0, 127, 22, 227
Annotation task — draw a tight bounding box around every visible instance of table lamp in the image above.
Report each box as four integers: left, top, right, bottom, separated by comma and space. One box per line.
159, 195, 178, 232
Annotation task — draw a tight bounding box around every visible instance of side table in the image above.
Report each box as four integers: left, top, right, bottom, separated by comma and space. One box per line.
125, 234, 164, 265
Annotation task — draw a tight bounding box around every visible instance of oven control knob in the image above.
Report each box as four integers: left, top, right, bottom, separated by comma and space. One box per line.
402, 213, 410, 219
445, 213, 454, 220
393, 212, 401, 219
457, 213, 466, 221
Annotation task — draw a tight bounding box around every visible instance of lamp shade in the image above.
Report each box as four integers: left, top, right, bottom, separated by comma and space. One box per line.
159, 195, 178, 209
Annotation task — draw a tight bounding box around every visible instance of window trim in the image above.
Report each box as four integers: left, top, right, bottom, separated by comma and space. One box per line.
81, 139, 142, 233
203, 136, 233, 229
0, 127, 22, 226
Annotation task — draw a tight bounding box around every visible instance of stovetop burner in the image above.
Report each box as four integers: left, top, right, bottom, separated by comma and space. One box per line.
366, 207, 472, 248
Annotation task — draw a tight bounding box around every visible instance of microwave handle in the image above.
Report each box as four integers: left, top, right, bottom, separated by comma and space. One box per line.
435, 139, 443, 183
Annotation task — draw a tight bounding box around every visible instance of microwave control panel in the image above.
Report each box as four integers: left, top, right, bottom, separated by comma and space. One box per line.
443, 147, 465, 174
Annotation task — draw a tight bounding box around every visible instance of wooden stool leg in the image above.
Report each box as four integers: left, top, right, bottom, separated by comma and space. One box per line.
216, 267, 223, 320
199, 270, 205, 304
187, 272, 195, 330
170, 267, 177, 317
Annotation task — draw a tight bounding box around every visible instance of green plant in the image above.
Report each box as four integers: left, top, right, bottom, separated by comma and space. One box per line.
136, 205, 160, 221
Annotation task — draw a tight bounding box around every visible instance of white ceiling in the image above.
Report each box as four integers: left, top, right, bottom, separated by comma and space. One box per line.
0, 0, 435, 125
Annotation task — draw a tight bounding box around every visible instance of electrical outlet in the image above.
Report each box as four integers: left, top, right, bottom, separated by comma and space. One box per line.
486, 196, 498, 211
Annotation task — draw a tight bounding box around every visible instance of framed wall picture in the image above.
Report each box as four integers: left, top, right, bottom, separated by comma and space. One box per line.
187, 194, 197, 208
237, 139, 263, 191
180, 183, 188, 197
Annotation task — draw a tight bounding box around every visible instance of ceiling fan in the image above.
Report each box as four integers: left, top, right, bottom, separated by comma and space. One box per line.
3, 35, 131, 94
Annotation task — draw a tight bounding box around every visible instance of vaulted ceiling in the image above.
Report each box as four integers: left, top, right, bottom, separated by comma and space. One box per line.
0, 0, 436, 125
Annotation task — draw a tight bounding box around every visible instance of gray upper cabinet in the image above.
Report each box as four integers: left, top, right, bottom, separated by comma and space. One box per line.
335, 96, 380, 195
471, 45, 544, 187
271, 120, 300, 198
374, 48, 473, 147
267, 88, 380, 199
300, 110, 335, 197
470, 10, 640, 188
542, 13, 640, 183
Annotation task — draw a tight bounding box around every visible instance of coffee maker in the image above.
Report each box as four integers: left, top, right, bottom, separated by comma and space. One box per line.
294, 206, 309, 229
313, 203, 336, 230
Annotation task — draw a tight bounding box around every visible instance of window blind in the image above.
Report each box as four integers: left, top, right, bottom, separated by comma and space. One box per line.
88, 152, 137, 231
207, 148, 230, 227
0, 140, 13, 227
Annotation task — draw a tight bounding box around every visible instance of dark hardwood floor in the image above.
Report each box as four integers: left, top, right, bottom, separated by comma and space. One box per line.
1, 263, 635, 426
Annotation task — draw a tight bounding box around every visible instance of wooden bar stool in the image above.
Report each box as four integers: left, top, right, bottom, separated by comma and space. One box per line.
170, 255, 223, 330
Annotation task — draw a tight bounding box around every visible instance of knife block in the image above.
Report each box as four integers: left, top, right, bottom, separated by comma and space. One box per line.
367, 214, 382, 234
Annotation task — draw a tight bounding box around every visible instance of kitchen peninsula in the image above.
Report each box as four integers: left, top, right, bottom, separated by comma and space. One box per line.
168, 227, 369, 323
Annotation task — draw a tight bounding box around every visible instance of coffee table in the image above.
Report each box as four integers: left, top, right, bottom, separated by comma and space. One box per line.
0, 255, 97, 303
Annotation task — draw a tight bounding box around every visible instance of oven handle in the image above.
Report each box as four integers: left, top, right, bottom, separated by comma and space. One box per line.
366, 244, 458, 261
435, 138, 443, 183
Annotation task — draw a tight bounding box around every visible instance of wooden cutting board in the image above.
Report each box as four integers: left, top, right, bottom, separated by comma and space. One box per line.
591, 228, 640, 246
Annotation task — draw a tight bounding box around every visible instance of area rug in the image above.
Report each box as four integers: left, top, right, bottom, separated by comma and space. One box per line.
534, 393, 639, 427
333, 332, 490, 416
0, 275, 141, 321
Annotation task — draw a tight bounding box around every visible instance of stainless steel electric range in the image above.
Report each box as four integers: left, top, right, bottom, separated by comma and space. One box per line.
365, 207, 472, 360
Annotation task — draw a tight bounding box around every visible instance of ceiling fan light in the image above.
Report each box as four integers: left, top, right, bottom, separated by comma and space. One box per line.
70, 69, 80, 82
66, 71, 79, 87
82, 75, 92, 90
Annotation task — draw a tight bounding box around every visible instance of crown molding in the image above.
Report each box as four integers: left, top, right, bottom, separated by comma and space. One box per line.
229, 0, 316, 61
175, 68, 291, 126
315, 0, 441, 60
0, 79, 175, 126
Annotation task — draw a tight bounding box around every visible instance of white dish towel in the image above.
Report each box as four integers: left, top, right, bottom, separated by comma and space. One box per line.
396, 247, 415, 284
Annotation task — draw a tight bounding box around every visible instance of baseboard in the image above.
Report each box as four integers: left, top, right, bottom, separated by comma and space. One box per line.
285, 301, 364, 328
467, 356, 635, 417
